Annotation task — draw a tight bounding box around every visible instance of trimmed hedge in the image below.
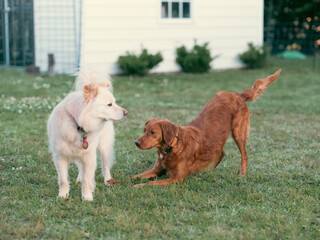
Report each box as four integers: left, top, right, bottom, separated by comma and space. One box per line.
118, 49, 163, 76
238, 43, 270, 69
176, 42, 217, 73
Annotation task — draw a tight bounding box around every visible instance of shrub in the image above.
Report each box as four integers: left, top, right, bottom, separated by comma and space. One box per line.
118, 49, 163, 76
176, 42, 217, 73
238, 43, 270, 69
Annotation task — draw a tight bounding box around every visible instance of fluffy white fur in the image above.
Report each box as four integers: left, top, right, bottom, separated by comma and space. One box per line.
75, 67, 113, 92
47, 68, 127, 201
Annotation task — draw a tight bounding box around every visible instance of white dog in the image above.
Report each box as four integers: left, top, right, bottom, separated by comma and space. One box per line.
47, 69, 127, 201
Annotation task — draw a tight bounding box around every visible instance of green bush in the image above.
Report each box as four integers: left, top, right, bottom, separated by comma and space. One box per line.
176, 42, 217, 73
238, 43, 270, 69
118, 49, 163, 76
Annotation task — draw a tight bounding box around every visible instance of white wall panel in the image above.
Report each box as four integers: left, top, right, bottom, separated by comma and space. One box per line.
81, 0, 263, 74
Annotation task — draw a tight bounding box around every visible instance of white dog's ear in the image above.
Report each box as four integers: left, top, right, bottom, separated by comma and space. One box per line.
83, 84, 99, 102
98, 81, 112, 89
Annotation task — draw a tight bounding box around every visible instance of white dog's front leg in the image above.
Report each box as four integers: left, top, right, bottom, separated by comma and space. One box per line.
75, 160, 83, 183
54, 157, 69, 199
81, 154, 97, 201
98, 122, 115, 185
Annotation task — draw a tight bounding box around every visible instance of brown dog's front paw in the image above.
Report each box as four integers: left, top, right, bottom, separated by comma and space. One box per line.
130, 176, 137, 181
133, 183, 145, 188
105, 178, 118, 185
131, 174, 141, 180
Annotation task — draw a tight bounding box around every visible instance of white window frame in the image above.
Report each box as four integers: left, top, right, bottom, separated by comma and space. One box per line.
159, 0, 193, 23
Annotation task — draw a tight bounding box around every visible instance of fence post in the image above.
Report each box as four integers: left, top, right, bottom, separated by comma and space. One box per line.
48, 53, 55, 76
4, 0, 10, 66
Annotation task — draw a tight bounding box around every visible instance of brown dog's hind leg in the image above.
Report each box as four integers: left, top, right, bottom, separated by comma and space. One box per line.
235, 140, 248, 176
232, 107, 250, 176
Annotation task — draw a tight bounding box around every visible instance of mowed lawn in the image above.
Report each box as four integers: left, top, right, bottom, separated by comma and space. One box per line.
0, 57, 319, 239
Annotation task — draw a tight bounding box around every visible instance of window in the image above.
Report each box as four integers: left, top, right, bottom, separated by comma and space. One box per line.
161, 1, 191, 19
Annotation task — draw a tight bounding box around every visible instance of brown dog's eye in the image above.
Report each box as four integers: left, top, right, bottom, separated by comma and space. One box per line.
108, 103, 112, 107
151, 130, 155, 135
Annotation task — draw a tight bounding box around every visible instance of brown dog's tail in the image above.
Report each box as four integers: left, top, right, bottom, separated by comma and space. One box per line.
241, 69, 281, 101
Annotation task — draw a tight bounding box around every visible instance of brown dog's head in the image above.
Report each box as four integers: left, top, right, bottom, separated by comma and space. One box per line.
135, 119, 178, 150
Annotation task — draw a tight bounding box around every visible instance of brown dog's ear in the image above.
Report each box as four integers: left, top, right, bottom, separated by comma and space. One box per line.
160, 120, 177, 145
83, 84, 99, 102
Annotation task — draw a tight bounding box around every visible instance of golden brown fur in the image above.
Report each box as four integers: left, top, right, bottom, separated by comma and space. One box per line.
132, 70, 281, 187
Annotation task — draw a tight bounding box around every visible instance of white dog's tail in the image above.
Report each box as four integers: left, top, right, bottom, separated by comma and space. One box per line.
75, 67, 113, 91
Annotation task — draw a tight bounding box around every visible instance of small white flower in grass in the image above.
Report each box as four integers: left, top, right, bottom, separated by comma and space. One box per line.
163, 78, 168, 86
12, 166, 22, 171
18, 109, 22, 114
33, 83, 40, 89
42, 83, 51, 89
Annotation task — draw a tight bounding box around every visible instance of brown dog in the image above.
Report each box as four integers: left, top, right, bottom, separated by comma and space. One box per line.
132, 70, 281, 187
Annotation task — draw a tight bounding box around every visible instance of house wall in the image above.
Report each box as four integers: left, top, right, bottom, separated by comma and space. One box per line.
80, 0, 264, 74
33, 0, 81, 74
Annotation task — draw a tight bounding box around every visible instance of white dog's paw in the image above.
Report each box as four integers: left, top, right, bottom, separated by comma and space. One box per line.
58, 191, 69, 199
59, 183, 69, 198
76, 175, 82, 183
82, 194, 93, 201
82, 187, 93, 201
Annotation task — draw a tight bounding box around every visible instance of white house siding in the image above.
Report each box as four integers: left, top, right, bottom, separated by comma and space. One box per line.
80, 0, 264, 74
34, 0, 81, 74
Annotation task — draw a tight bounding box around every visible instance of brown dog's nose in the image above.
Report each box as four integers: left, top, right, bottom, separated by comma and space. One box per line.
123, 109, 128, 116
135, 140, 141, 148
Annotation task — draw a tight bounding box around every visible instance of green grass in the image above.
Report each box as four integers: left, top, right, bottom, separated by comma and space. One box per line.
0, 57, 319, 239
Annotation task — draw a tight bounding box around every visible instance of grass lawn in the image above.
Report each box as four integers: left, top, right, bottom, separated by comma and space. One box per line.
0, 57, 319, 239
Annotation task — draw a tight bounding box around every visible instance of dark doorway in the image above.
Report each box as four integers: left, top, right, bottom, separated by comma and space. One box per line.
0, 0, 5, 65
0, 0, 34, 66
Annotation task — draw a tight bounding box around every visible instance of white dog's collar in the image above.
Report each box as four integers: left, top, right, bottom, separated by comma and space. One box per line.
71, 115, 89, 150
76, 126, 89, 150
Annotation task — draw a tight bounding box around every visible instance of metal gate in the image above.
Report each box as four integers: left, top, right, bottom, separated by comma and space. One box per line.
0, 0, 34, 67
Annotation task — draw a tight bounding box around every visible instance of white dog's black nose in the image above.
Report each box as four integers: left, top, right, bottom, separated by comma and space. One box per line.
123, 109, 128, 116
